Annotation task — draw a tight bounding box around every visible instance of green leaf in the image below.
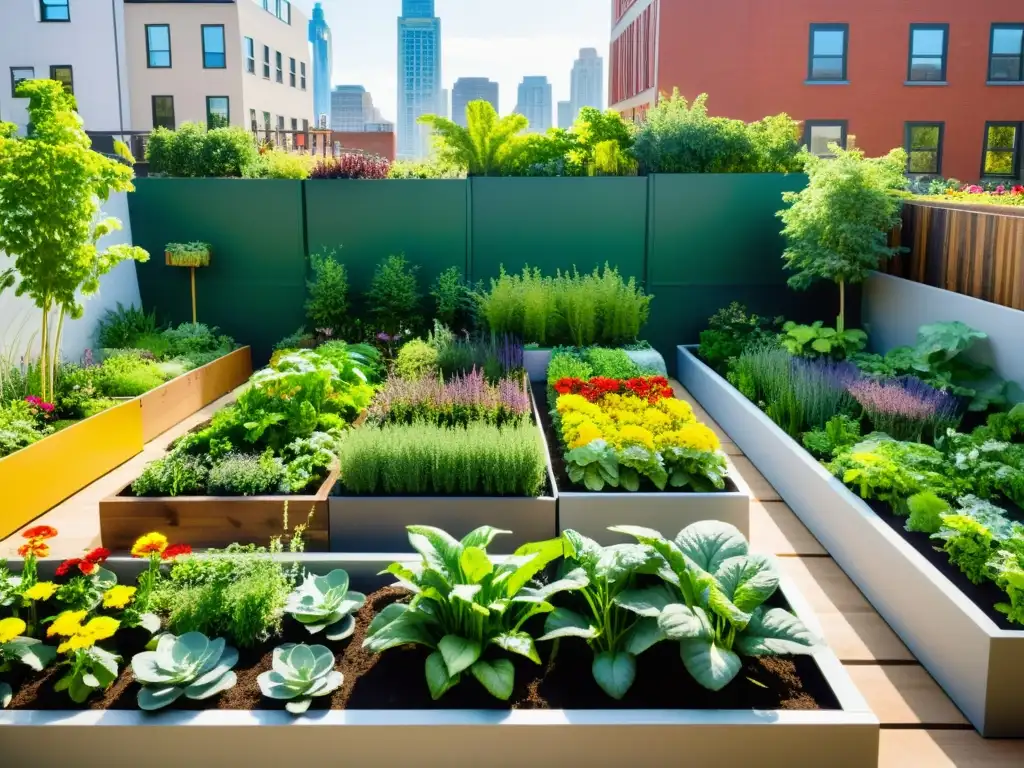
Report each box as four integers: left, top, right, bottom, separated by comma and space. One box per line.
595, 543, 659, 584
491, 631, 541, 663
515, 568, 589, 602
406, 525, 462, 576
186, 670, 237, 701
325, 614, 356, 642
592, 651, 636, 699
735, 607, 819, 656
623, 617, 664, 655
680, 638, 742, 691
8, 639, 57, 671
505, 538, 564, 596
538, 607, 599, 641
715, 554, 779, 612
674, 520, 748, 573
138, 612, 162, 634
469, 658, 515, 700
381, 562, 422, 592
0, 682, 12, 709
614, 584, 678, 617
810, 338, 833, 354
362, 606, 436, 653
439, 635, 482, 676
460, 526, 511, 549
138, 685, 185, 711
365, 602, 408, 635
619, 467, 640, 492
658, 604, 714, 640
583, 463, 607, 491
425, 651, 460, 700
459, 546, 493, 583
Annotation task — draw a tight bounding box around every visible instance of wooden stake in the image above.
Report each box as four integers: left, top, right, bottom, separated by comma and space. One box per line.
190, 266, 197, 323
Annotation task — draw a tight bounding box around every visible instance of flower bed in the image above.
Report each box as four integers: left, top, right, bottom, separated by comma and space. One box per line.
0, 524, 877, 763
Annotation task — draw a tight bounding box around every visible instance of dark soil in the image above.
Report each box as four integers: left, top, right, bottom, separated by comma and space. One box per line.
532, 382, 741, 496
8, 587, 839, 712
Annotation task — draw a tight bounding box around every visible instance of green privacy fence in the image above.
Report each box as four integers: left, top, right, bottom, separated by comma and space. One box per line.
130, 175, 834, 368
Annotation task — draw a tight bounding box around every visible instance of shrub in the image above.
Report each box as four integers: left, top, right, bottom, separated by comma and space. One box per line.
132, 453, 210, 497
252, 149, 315, 179
583, 347, 643, 379
387, 158, 466, 179
698, 302, 779, 374
146, 122, 259, 178
393, 339, 438, 380
305, 249, 349, 334
96, 303, 159, 349
162, 322, 232, 358
92, 353, 167, 397
309, 153, 390, 179
208, 451, 286, 496
477, 267, 558, 345
431, 267, 475, 330
367, 254, 421, 336
337, 421, 546, 496
0, 401, 46, 458
419, 100, 527, 176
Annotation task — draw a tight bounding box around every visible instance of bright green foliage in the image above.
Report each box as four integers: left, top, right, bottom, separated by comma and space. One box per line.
781, 321, 867, 360
251, 149, 316, 179
145, 122, 259, 178
387, 157, 466, 179
96, 303, 158, 348
0, 401, 48, 458
207, 451, 286, 496
698, 303, 781, 374
829, 436, 955, 510
537, 530, 665, 699
0, 79, 149, 402
477, 267, 558, 345
934, 514, 995, 585
939, 430, 1024, 508
583, 347, 642, 379
568, 107, 636, 176
284, 569, 366, 641
54, 645, 121, 704
973, 404, 1024, 443
132, 453, 210, 497
502, 129, 577, 177
546, 349, 593, 403
364, 526, 564, 700
420, 100, 528, 176
778, 145, 907, 333
394, 339, 439, 380
258, 643, 343, 714
613, 521, 817, 691
802, 415, 861, 460
305, 249, 349, 335
905, 492, 950, 534
368, 254, 422, 336
91, 352, 166, 397
992, 548, 1024, 626
131, 632, 238, 710
337, 421, 546, 497
431, 267, 475, 330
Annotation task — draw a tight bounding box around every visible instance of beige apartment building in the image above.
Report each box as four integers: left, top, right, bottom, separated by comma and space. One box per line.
125, 0, 312, 141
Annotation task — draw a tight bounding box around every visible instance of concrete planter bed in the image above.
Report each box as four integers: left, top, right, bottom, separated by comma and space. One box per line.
677, 344, 1024, 737
523, 348, 553, 382
0, 555, 878, 766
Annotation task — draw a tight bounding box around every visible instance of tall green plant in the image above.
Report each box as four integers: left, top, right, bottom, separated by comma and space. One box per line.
305, 249, 349, 334
367, 254, 422, 336
420, 100, 527, 176
778, 145, 907, 333
0, 80, 149, 401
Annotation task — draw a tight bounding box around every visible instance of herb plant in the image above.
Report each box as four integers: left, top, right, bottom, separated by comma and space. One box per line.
305, 249, 349, 335
368, 254, 422, 337
802, 415, 861, 460
131, 632, 239, 710
698, 302, 780, 374
780, 321, 867, 360
258, 643, 343, 714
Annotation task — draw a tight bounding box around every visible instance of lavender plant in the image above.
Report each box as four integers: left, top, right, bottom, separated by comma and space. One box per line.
789, 358, 859, 430
848, 376, 961, 442
367, 370, 531, 428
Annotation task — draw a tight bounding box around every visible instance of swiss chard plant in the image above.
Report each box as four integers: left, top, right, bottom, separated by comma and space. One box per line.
611, 521, 819, 691
363, 526, 565, 701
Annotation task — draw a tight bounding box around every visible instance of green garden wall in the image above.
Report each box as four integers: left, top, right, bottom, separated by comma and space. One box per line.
129, 175, 833, 371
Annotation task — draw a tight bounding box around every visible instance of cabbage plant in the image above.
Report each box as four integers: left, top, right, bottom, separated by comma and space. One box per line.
363, 525, 565, 700
131, 632, 238, 710
611, 521, 819, 691
257, 643, 342, 714
536, 530, 666, 699
285, 569, 366, 641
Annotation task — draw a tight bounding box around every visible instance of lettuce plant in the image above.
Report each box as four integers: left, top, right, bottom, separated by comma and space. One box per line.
284, 569, 365, 641
363, 525, 564, 700
612, 521, 818, 691
536, 530, 666, 699
131, 632, 238, 710
257, 643, 343, 714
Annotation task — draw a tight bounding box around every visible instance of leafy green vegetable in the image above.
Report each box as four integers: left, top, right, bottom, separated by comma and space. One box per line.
781, 321, 866, 360
802, 415, 861, 460
904, 492, 949, 534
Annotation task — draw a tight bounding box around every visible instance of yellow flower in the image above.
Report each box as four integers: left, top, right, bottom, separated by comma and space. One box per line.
0, 617, 27, 644
642, 409, 672, 433
569, 421, 604, 449
131, 532, 168, 558
23, 581, 58, 602
555, 394, 601, 418
658, 398, 695, 424
57, 634, 96, 654
47, 610, 87, 638
102, 585, 137, 610
660, 423, 721, 453
78, 616, 120, 642
608, 408, 642, 426
616, 425, 656, 451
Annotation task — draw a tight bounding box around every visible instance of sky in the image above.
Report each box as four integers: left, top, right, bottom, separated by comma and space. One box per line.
292, 0, 611, 122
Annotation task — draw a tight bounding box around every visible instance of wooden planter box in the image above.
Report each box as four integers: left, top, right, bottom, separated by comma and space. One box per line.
677, 345, 1024, 737
98, 468, 338, 552
0, 554, 879, 766
138, 346, 252, 442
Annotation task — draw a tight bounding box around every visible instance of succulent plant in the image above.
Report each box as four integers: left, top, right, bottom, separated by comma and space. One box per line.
131, 632, 238, 710
284, 569, 366, 641
257, 643, 342, 714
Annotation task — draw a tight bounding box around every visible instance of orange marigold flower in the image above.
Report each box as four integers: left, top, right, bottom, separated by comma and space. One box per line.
131, 532, 168, 558
17, 540, 50, 558
22, 525, 58, 540
84, 547, 111, 564
78, 561, 99, 576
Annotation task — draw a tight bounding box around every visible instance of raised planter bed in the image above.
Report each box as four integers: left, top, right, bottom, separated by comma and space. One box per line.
98, 467, 338, 552
523, 348, 553, 382
0, 554, 878, 765
677, 344, 1024, 737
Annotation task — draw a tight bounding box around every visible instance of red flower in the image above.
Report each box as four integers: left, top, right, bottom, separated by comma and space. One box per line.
78, 561, 99, 576
84, 547, 110, 564
56, 558, 81, 577
161, 543, 193, 561
1013, 185, 1024, 196
22, 525, 58, 540
18, 540, 50, 558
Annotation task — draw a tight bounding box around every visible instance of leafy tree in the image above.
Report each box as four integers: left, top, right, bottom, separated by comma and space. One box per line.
305, 249, 349, 334
0, 80, 148, 401
777, 145, 907, 333
419, 100, 527, 176
502, 129, 577, 176
367, 254, 422, 336
568, 107, 636, 175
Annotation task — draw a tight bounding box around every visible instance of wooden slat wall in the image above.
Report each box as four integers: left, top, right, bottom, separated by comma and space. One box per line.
885, 202, 1024, 309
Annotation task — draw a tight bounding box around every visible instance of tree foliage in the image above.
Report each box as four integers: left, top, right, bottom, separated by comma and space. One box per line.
419, 101, 527, 176
0, 79, 148, 400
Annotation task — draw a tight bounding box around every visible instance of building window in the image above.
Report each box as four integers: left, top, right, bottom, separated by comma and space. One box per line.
152, 95, 175, 130
10, 67, 34, 97
289, 57, 296, 87
49, 65, 73, 94
804, 120, 847, 156
983, 122, 1020, 177
146, 25, 171, 68
808, 24, 848, 81
40, 0, 70, 22
275, 51, 283, 83
206, 96, 229, 128
262, 111, 271, 129
263, 45, 271, 78
905, 123, 943, 174
244, 37, 255, 74
202, 25, 226, 68
249, 109, 257, 130
989, 24, 1024, 82
300, 61, 306, 90
908, 24, 948, 82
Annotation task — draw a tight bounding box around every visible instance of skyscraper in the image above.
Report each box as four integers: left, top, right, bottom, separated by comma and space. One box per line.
451, 77, 499, 127
570, 47, 604, 119
557, 101, 574, 130
308, 2, 332, 128
397, 0, 441, 159
331, 85, 370, 132
515, 76, 553, 134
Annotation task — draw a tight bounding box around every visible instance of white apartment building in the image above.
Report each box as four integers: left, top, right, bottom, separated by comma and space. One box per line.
0, 0, 132, 134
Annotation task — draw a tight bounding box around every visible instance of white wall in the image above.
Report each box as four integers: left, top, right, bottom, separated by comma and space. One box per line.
0, 192, 142, 363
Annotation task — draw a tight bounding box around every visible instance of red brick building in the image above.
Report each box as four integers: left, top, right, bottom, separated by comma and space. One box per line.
610, 0, 1024, 180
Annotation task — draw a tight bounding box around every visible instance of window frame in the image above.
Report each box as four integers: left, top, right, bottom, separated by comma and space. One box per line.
981, 121, 1021, 178
803, 119, 848, 157
205, 95, 230, 129
807, 23, 849, 82
907, 23, 949, 83
145, 24, 172, 69
904, 121, 945, 175
151, 95, 175, 130
263, 45, 271, 79
275, 51, 283, 83
300, 61, 306, 90
244, 37, 255, 74
988, 23, 1024, 82
201, 24, 226, 69
49, 65, 74, 95
289, 57, 297, 87
10, 67, 35, 98
39, 0, 70, 23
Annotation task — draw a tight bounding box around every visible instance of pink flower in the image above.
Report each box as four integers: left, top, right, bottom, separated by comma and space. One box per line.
994, 185, 1006, 195
966, 185, 984, 194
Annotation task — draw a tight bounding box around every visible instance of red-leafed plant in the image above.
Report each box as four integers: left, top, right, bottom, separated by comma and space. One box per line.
310, 152, 391, 180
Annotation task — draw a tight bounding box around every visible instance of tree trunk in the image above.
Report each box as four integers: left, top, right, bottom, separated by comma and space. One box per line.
39, 299, 49, 402
51, 305, 66, 401
837, 279, 846, 335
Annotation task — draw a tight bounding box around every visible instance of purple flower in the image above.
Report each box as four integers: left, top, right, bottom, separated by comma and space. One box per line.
848, 376, 961, 441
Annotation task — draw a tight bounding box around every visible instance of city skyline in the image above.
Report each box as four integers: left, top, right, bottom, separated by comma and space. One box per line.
291, 0, 609, 123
